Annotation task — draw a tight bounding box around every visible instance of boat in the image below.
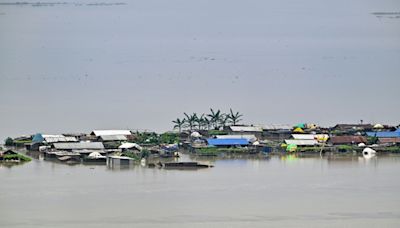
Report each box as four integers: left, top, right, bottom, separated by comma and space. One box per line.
152, 162, 213, 169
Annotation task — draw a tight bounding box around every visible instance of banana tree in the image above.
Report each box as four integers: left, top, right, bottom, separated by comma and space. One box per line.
228, 108, 243, 125
172, 118, 186, 133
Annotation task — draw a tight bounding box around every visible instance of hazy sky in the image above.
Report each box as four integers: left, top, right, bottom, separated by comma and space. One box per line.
0, 0, 399, 140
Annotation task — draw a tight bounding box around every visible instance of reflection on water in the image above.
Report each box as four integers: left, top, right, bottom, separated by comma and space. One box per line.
1, 154, 400, 227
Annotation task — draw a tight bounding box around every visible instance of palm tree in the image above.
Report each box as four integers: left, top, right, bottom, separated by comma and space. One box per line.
172, 118, 186, 133
184, 112, 197, 131
219, 114, 230, 128
195, 114, 206, 130
228, 108, 243, 125
203, 116, 211, 130
207, 108, 222, 129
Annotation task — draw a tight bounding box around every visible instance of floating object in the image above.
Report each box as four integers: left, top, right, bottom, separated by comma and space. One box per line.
362, 147, 376, 159
150, 162, 213, 170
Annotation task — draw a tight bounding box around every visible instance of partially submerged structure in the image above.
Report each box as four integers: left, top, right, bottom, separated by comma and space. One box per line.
206, 138, 250, 147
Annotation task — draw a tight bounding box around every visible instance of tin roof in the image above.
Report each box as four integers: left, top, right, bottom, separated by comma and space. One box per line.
206, 138, 250, 146
292, 134, 329, 140
284, 139, 319, 146
53, 142, 105, 150
215, 134, 257, 142
32, 134, 78, 143
91, 130, 132, 137
330, 136, 367, 144
229, 126, 263, 132
100, 135, 127, 141
378, 138, 400, 144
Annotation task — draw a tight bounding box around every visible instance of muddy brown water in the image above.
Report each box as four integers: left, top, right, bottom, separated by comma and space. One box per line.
1, 154, 400, 227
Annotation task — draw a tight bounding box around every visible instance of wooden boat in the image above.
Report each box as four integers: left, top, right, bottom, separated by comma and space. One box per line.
161, 162, 213, 169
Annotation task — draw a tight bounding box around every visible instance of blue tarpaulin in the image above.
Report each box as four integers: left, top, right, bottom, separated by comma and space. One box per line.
366, 129, 400, 138
206, 138, 249, 146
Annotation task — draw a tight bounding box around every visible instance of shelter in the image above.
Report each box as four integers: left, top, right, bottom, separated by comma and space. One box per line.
332, 124, 373, 131
215, 134, 257, 143
292, 134, 329, 140
284, 139, 319, 146
91, 130, 132, 137
226, 125, 263, 138
378, 138, 400, 144
99, 135, 127, 141
119, 142, 142, 151
293, 128, 305, 133
330, 136, 367, 145
206, 138, 249, 147
53, 142, 104, 151
366, 129, 400, 138
32, 134, 77, 144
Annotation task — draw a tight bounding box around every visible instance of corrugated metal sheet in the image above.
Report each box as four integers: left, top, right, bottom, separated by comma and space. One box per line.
32, 134, 78, 143
53, 142, 104, 150
366, 129, 400, 138
284, 139, 319, 146
92, 130, 132, 136
378, 138, 400, 144
207, 138, 249, 146
263, 124, 292, 130
100, 135, 127, 141
215, 135, 257, 142
229, 126, 263, 132
330, 136, 367, 144
292, 134, 329, 140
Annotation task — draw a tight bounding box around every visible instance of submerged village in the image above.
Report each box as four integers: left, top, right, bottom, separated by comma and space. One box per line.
1, 108, 400, 169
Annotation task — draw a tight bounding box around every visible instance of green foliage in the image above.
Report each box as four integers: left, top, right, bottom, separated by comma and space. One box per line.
159, 132, 179, 144
383, 147, 400, 153
196, 147, 249, 155
134, 132, 159, 144
208, 130, 228, 136
5, 137, 14, 146
367, 136, 378, 145
121, 151, 140, 161
228, 108, 243, 125
173, 108, 245, 131
2, 154, 32, 162
336, 145, 356, 152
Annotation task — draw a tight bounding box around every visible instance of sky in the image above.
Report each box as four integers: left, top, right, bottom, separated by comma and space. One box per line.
0, 0, 399, 140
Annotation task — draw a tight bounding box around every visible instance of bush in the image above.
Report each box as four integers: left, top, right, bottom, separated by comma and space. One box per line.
2, 154, 32, 162
208, 130, 228, 136
5, 137, 14, 146
159, 132, 179, 144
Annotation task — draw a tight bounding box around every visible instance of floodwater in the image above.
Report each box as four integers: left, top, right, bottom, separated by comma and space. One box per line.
1, 154, 400, 227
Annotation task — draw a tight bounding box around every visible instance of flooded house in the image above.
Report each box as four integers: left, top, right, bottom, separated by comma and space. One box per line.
225, 125, 263, 139
52, 142, 104, 151
30, 133, 78, 151
206, 138, 250, 148
329, 136, 367, 145
90, 130, 134, 141
262, 124, 292, 142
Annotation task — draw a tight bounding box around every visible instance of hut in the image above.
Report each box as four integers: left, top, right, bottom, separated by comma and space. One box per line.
330, 136, 367, 145
225, 126, 263, 139
52, 142, 105, 151
206, 138, 250, 148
